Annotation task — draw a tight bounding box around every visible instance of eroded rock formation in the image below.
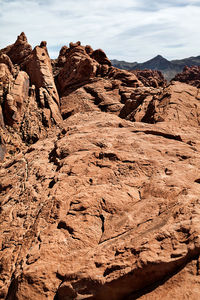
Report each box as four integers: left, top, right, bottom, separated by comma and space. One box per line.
173, 65, 200, 88
132, 69, 167, 88
0, 32, 32, 66
1, 33, 200, 300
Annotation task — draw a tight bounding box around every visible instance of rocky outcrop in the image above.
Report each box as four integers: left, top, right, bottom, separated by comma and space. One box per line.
132, 69, 167, 88
0, 54, 15, 75
173, 65, 200, 87
1, 68, 51, 144
60, 78, 124, 118
0, 63, 12, 111
57, 45, 99, 93
120, 81, 200, 126
1, 34, 200, 300
0, 32, 32, 65
25, 42, 58, 97
91, 48, 112, 66
0, 37, 63, 145
55, 42, 142, 118
24, 42, 63, 127
3, 71, 29, 127
57, 45, 69, 67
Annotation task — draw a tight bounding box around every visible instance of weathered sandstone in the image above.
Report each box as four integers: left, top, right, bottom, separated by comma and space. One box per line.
0, 32, 32, 65
57, 45, 99, 93
173, 65, 200, 88
132, 69, 167, 88
0, 34, 200, 300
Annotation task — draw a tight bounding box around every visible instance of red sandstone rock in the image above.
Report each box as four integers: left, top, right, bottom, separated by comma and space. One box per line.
69, 41, 81, 48
85, 44, 94, 55
0, 62, 13, 88
25, 43, 62, 126
0, 32, 32, 65
1, 111, 200, 299
0, 132, 6, 161
3, 71, 29, 127
173, 65, 200, 87
57, 45, 99, 93
120, 81, 200, 125
0, 54, 15, 75
132, 69, 167, 88
0, 106, 4, 129
56, 44, 142, 118
108, 66, 142, 88
0, 62, 13, 130
91, 48, 112, 66
1, 34, 200, 300
60, 78, 124, 118
57, 45, 69, 67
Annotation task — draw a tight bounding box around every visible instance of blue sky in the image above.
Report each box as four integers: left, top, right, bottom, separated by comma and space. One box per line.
0, 0, 200, 62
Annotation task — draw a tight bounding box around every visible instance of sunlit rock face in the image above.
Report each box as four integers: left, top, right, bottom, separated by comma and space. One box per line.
1, 33, 200, 300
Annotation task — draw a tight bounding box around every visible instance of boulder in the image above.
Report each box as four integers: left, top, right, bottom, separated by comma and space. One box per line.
108, 66, 143, 88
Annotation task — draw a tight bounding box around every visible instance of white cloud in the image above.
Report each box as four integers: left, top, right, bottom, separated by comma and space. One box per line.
0, 0, 200, 62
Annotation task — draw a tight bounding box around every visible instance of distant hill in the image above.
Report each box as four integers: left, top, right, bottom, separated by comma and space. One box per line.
111, 55, 200, 81
110, 59, 138, 70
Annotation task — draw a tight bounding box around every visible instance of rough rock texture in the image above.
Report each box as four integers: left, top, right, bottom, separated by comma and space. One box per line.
1, 34, 200, 300
0, 128, 6, 161
1, 111, 200, 300
60, 78, 124, 118
120, 81, 200, 125
173, 65, 200, 88
132, 69, 167, 88
3, 71, 29, 127
24, 43, 62, 127
0, 54, 15, 75
57, 45, 99, 93
0, 32, 32, 65
91, 49, 112, 66
56, 42, 142, 119
0, 35, 62, 146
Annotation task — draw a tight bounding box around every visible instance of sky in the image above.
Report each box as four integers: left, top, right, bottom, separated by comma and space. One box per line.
0, 0, 200, 62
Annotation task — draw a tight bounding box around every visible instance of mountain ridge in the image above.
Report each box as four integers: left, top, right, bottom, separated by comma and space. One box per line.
111, 54, 200, 80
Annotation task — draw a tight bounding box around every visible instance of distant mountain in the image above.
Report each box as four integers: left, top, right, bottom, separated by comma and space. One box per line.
111, 55, 200, 81
110, 59, 138, 70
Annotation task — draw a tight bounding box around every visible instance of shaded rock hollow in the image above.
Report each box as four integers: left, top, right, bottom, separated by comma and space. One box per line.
1, 33, 200, 300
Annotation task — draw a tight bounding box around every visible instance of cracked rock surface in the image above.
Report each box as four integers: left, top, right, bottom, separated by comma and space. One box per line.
1, 33, 200, 299
1, 111, 200, 299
